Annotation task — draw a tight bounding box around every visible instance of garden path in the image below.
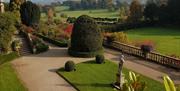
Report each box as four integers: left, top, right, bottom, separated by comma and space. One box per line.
11, 43, 180, 91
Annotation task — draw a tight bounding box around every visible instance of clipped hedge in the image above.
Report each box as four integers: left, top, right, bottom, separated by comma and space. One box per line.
35, 33, 68, 47
35, 43, 49, 54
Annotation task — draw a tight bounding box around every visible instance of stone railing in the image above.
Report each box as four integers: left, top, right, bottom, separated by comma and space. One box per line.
103, 40, 180, 69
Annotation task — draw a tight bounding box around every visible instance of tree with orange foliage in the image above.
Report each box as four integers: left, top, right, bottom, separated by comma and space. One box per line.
47, 8, 54, 24
129, 0, 143, 22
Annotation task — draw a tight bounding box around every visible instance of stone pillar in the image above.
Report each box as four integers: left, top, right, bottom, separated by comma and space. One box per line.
0, 0, 5, 13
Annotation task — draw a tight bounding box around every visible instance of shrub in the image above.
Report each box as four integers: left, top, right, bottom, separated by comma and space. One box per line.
67, 17, 76, 23
106, 35, 115, 44
35, 43, 49, 54
54, 19, 62, 25
112, 32, 129, 44
65, 61, 75, 72
31, 36, 49, 54
69, 15, 103, 57
96, 55, 105, 64
60, 13, 68, 18
0, 13, 17, 54
11, 40, 21, 52
140, 45, 153, 53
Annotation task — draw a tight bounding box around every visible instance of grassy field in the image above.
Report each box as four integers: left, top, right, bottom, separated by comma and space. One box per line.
58, 60, 164, 91
125, 27, 180, 57
0, 53, 27, 91
41, 6, 119, 20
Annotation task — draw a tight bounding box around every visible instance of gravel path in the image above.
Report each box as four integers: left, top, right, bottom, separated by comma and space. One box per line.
11, 44, 180, 91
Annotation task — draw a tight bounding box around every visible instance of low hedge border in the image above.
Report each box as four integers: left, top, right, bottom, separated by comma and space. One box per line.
68, 48, 104, 58
35, 43, 49, 54
35, 33, 68, 47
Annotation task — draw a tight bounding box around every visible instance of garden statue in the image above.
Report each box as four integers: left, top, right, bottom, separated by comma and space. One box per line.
0, 0, 4, 13
113, 54, 125, 90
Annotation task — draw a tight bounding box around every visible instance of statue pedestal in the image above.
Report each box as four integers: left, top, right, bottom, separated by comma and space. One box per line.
112, 73, 124, 90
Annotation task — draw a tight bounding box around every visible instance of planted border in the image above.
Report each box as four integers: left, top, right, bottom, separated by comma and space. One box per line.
35, 33, 68, 47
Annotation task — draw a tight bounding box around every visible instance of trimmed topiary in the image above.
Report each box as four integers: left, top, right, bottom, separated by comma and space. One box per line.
68, 15, 103, 58
65, 61, 75, 72
96, 55, 105, 64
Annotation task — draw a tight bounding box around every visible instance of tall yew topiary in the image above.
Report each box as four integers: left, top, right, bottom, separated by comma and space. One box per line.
68, 15, 103, 57
20, 1, 40, 27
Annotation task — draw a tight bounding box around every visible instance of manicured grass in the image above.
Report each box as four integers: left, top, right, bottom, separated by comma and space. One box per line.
0, 53, 27, 91
0, 52, 18, 65
0, 63, 27, 91
126, 27, 180, 56
58, 60, 164, 91
41, 6, 119, 20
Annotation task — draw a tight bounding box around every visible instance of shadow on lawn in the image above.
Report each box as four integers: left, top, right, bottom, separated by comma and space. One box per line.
81, 61, 97, 64
73, 83, 112, 88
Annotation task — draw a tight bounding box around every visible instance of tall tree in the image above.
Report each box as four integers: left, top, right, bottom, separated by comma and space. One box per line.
20, 1, 40, 27
129, 0, 143, 22
81, 0, 96, 9
144, 0, 159, 21
9, 0, 25, 17
166, 0, 180, 23
107, 0, 114, 11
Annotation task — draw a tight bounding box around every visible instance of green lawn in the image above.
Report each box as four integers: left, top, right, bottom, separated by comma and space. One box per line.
58, 60, 164, 91
125, 27, 180, 57
0, 53, 27, 91
41, 6, 119, 20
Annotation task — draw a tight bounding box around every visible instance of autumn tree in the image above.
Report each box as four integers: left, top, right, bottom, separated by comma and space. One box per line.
107, 0, 114, 11
119, 7, 129, 22
47, 8, 54, 24
9, 0, 25, 17
129, 0, 143, 22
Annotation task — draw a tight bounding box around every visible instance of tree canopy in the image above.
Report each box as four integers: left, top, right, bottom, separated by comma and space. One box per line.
20, 1, 40, 27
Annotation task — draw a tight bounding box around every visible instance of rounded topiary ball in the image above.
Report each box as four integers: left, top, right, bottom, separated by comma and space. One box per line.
96, 55, 105, 64
68, 15, 103, 57
65, 61, 75, 72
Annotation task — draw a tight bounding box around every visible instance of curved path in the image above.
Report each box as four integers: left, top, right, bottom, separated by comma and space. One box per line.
12, 44, 180, 91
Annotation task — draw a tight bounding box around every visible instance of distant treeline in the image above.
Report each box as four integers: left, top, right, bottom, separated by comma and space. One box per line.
143, 0, 180, 24
67, 17, 120, 23
62, 0, 128, 11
